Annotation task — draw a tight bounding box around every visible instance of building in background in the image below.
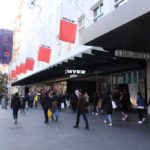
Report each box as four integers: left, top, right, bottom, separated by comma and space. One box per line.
10, 0, 150, 114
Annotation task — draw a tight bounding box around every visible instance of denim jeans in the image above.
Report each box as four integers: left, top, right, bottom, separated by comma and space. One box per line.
75, 111, 89, 128
13, 110, 18, 120
105, 114, 112, 123
52, 107, 59, 120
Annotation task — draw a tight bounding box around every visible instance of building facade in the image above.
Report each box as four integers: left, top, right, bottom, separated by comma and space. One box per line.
11, 0, 150, 114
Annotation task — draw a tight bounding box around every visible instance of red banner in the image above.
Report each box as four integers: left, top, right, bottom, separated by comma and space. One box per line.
37, 46, 51, 63
25, 58, 35, 71
59, 20, 77, 43
20, 63, 26, 74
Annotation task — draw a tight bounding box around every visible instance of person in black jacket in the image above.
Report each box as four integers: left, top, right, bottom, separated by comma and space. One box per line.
92, 92, 99, 115
70, 90, 79, 113
41, 92, 51, 124
11, 92, 21, 124
102, 91, 113, 126
120, 89, 130, 121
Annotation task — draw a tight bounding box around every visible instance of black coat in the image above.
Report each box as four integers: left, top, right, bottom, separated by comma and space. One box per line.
102, 95, 112, 114
41, 94, 51, 110
70, 93, 78, 104
11, 95, 21, 111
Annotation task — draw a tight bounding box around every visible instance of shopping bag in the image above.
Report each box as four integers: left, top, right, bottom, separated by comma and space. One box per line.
112, 100, 117, 109
61, 103, 65, 109
48, 109, 52, 118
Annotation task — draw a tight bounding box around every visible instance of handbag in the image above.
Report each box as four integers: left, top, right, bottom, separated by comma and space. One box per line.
48, 109, 52, 118
112, 100, 117, 109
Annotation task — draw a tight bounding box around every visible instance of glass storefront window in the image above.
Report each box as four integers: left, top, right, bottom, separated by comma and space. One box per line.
112, 70, 138, 84
133, 71, 138, 83
128, 72, 131, 83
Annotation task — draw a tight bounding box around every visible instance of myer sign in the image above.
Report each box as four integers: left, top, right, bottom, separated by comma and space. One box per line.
115, 50, 150, 59
65, 69, 86, 75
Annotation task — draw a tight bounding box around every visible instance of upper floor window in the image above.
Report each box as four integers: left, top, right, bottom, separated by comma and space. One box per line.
78, 16, 85, 30
93, 3, 103, 22
114, 0, 128, 8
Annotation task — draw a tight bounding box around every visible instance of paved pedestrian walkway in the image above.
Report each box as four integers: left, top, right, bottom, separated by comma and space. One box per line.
0, 107, 149, 150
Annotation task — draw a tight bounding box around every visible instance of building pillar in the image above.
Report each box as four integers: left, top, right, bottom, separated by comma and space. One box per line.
146, 58, 150, 115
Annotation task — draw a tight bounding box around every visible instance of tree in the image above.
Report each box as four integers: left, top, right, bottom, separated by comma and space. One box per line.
0, 72, 8, 94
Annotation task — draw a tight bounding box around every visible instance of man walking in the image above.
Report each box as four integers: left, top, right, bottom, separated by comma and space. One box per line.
73, 89, 89, 130
11, 92, 21, 124
41, 92, 51, 124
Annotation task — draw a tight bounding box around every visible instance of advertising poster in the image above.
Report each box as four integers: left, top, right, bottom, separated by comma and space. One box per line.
0, 29, 13, 64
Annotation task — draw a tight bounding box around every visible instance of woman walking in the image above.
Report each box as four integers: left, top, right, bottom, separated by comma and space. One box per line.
102, 91, 113, 126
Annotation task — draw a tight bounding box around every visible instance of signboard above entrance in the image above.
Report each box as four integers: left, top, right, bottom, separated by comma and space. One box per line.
65, 69, 86, 75
115, 50, 150, 59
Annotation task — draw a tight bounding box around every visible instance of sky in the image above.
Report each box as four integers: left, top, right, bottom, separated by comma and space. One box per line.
0, 0, 21, 30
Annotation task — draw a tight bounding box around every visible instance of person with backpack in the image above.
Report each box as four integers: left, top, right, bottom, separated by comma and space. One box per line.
11, 92, 21, 124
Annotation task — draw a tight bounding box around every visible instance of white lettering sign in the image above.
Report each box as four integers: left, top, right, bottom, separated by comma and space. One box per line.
115, 50, 149, 59
65, 69, 86, 74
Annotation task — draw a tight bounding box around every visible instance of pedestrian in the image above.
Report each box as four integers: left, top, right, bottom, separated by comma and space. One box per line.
20, 95, 26, 113
73, 89, 89, 130
70, 90, 79, 113
24, 93, 29, 111
34, 94, 39, 108
92, 92, 99, 115
136, 92, 146, 124
41, 92, 51, 124
11, 93, 21, 124
51, 92, 59, 122
102, 91, 113, 126
1, 95, 7, 109
84, 92, 90, 113
120, 89, 129, 121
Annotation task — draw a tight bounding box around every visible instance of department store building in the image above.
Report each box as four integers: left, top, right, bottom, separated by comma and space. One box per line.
11, 0, 150, 114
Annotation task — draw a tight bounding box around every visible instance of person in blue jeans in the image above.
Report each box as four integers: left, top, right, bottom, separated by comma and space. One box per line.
11, 93, 21, 124
102, 91, 113, 126
51, 92, 59, 122
136, 92, 146, 124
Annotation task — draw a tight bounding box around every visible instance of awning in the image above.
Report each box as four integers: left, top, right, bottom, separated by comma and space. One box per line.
12, 48, 146, 86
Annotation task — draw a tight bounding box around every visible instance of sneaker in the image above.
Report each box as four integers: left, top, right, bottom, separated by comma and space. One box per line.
138, 121, 143, 124
108, 123, 112, 126
104, 120, 107, 124
124, 115, 128, 120
73, 125, 79, 128
14, 119, 17, 124
55, 117, 59, 122
44, 121, 49, 124
85, 126, 89, 130
95, 113, 98, 116
142, 117, 145, 122
122, 117, 125, 121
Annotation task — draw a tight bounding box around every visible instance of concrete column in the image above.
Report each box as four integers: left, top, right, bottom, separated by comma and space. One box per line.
146, 58, 150, 115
